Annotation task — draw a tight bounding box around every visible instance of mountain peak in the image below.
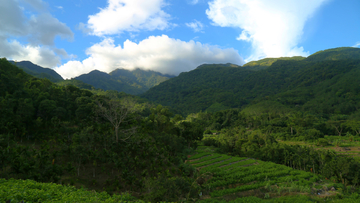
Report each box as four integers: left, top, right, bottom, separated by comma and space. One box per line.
9, 60, 64, 82
306, 47, 360, 62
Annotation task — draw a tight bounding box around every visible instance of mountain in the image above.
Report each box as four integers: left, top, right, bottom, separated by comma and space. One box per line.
242, 56, 305, 70
305, 47, 360, 62
9, 60, 64, 82
141, 47, 360, 115
74, 68, 173, 95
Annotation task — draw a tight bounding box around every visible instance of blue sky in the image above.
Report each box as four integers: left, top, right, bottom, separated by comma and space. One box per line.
1, 0, 359, 79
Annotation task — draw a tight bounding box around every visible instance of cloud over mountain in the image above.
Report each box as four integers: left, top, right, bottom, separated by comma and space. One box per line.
55, 35, 244, 79
0, 0, 73, 67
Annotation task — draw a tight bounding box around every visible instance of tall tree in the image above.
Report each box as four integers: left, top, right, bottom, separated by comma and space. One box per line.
96, 97, 137, 143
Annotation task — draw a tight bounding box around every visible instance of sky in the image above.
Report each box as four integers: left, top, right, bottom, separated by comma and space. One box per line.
1, 0, 360, 79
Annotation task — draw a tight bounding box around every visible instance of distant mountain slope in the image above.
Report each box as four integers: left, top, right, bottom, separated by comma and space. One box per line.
141, 47, 360, 115
74, 68, 172, 95
242, 56, 305, 70
9, 60, 63, 82
306, 47, 360, 62
56, 79, 94, 90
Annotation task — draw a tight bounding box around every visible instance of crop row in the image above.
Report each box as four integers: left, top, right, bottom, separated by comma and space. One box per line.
190, 154, 223, 164
193, 155, 233, 167
188, 152, 213, 160
210, 181, 275, 197
201, 159, 257, 174
210, 160, 284, 177
207, 169, 292, 188
199, 157, 248, 172
208, 166, 290, 185
210, 170, 317, 198
227, 160, 286, 171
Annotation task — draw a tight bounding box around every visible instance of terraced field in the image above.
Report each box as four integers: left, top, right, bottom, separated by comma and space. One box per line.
187, 145, 343, 202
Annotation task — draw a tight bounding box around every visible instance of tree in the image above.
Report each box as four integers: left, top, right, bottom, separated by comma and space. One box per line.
178, 121, 203, 147
96, 97, 137, 143
327, 115, 348, 136
343, 120, 360, 135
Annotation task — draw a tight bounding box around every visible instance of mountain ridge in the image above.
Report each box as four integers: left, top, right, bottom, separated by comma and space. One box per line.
141, 47, 360, 115
9, 60, 64, 82
73, 68, 173, 95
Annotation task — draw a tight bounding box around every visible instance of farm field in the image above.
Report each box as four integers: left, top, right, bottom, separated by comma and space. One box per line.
279, 135, 360, 161
187, 145, 358, 202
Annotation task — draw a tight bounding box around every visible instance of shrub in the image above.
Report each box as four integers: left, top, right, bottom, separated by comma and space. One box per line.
202, 137, 219, 147
316, 138, 329, 147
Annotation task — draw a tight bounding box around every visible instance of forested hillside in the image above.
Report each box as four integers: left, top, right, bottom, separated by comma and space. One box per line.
0, 58, 204, 202
10, 60, 64, 82
7, 59, 172, 95
141, 47, 360, 116
74, 68, 172, 95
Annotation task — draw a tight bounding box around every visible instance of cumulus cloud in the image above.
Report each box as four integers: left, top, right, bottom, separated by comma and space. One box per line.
0, 37, 61, 67
206, 0, 329, 61
55, 35, 244, 79
353, 42, 360, 48
87, 0, 172, 36
186, 20, 204, 33
0, 0, 73, 68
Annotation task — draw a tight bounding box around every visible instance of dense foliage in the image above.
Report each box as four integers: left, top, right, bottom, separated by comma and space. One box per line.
0, 178, 137, 202
0, 58, 201, 202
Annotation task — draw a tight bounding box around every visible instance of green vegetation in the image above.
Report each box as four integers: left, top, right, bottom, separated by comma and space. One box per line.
242, 56, 305, 70
10, 60, 64, 82
0, 178, 137, 202
3, 47, 360, 202
56, 79, 94, 90
0, 58, 202, 202
8, 59, 173, 95
188, 144, 360, 202
141, 47, 360, 115
74, 68, 172, 95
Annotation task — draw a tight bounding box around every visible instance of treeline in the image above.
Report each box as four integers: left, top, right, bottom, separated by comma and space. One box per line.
0, 58, 202, 202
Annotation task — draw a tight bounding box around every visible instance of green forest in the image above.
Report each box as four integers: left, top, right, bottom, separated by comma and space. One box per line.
2, 47, 360, 202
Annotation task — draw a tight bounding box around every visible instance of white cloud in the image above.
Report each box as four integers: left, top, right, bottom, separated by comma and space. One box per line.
353, 42, 360, 48
87, 0, 172, 36
0, 0, 73, 68
186, 20, 204, 33
206, 0, 329, 61
55, 35, 244, 79
0, 37, 61, 67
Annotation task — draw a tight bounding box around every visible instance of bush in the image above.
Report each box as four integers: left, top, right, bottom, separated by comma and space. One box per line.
303, 129, 323, 140
202, 137, 219, 147
204, 129, 212, 134
142, 174, 195, 202
316, 138, 329, 147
